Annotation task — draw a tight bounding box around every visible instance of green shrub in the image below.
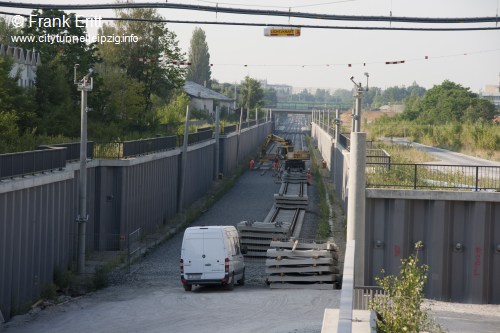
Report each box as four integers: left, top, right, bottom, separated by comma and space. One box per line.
40, 283, 58, 301
370, 241, 446, 333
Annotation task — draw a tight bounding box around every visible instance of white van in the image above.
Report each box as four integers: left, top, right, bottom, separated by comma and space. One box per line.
180, 226, 246, 291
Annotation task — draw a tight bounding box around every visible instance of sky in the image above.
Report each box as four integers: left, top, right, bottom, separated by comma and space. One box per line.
3, 0, 500, 92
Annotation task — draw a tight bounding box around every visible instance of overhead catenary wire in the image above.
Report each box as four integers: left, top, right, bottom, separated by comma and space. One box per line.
1, 11, 499, 31
0, 1, 498, 25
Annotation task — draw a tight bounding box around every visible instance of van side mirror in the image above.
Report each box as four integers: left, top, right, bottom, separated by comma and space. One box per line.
241, 245, 248, 255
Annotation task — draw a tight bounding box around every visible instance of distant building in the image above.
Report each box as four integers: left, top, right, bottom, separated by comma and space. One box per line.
259, 79, 293, 95
481, 81, 500, 109
183, 81, 234, 115
0, 44, 42, 88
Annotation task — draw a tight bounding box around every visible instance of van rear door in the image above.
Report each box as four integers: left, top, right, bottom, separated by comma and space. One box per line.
203, 231, 226, 273
183, 228, 225, 276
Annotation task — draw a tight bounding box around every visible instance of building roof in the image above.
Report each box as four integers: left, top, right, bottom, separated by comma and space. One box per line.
184, 81, 233, 102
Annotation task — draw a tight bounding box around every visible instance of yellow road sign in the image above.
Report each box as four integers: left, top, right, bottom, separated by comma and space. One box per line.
264, 27, 301, 37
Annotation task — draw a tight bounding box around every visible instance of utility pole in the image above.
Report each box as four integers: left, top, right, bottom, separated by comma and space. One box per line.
350, 73, 369, 132
214, 106, 220, 181
236, 106, 243, 162
347, 73, 369, 286
178, 106, 190, 212
74, 65, 93, 274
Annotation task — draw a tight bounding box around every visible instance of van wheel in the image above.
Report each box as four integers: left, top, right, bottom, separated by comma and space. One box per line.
183, 283, 192, 291
238, 270, 245, 286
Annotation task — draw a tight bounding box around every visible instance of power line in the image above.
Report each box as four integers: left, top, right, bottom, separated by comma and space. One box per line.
195, 0, 357, 9
0, 1, 498, 24
1, 11, 499, 31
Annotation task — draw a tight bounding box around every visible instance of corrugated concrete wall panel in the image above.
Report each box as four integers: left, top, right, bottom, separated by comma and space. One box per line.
0, 173, 79, 320
183, 142, 215, 208
119, 154, 179, 235
313, 124, 333, 170
219, 134, 238, 176
366, 190, 500, 303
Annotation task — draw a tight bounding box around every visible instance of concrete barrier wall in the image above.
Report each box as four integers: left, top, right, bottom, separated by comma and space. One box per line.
311, 122, 349, 210
0, 121, 272, 321
0, 171, 85, 318
365, 190, 500, 304
183, 140, 215, 209
312, 124, 333, 171
219, 133, 238, 176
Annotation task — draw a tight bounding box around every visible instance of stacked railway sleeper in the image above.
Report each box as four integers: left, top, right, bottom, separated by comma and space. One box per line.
265, 239, 340, 290
274, 181, 308, 208
237, 206, 305, 259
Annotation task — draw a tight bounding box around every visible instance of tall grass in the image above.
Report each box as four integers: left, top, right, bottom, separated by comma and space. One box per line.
368, 120, 500, 161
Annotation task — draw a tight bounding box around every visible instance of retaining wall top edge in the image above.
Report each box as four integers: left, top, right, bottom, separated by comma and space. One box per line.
366, 188, 500, 202
0, 170, 74, 194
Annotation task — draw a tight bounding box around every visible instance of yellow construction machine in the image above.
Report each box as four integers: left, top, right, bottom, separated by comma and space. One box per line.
260, 134, 310, 171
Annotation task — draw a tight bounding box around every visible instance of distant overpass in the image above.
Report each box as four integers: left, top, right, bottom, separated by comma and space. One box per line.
269, 108, 313, 114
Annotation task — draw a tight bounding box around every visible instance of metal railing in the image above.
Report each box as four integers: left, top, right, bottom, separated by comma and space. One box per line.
366, 149, 391, 165
123, 136, 177, 157
222, 124, 237, 134
366, 163, 500, 191
38, 142, 94, 162
353, 286, 384, 310
0, 146, 66, 180
338, 133, 374, 151
180, 129, 213, 145
94, 136, 177, 159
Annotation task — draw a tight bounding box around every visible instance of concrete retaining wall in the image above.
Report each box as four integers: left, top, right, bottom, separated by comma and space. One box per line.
0, 121, 272, 321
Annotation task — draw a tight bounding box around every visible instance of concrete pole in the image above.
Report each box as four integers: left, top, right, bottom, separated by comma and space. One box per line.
355, 90, 362, 132
214, 106, 220, 181
255, 107, 258, 125
77, 81, 88, 274
327, 109, 330, 132
178, 106, 190, 212
236, 106, 243, 162
333, 109, 340, 184
346, 132, 366, 286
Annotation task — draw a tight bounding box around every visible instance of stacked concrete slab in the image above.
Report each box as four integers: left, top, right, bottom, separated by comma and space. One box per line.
237, 220, 294, 258
265, 239, 340, 290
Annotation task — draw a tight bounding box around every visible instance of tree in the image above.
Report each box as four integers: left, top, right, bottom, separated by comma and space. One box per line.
0, 55, 36, 134
87, 64, 146, 138
19, 9, 99, 136
34, 57, 78, 137
0, 16, 21, 46
262, 88, 277, 107
99, 7, 186, 122
186, 27, 212, 88
419, 80, 494, 124
20, 9, 99, 86
156, 92, 190, 134
239, 76, 263, 110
